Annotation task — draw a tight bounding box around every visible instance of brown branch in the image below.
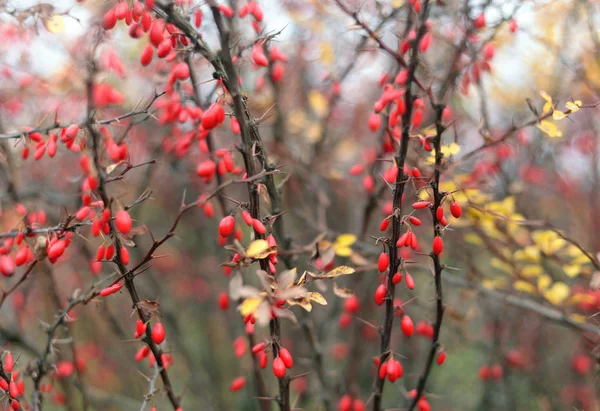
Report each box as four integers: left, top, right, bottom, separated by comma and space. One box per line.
407, 104, 446, 411
85, 49, 181, 410
371, 2, 432, 410
0, 92, 165, 141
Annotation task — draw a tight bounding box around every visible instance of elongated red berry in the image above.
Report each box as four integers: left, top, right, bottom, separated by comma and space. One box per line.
120, 247, 130, 265
344, 295, 360, 313
115, 210, 132, 233
474, 13, 486, 29
152, 322, 165, 344
412, 201, 430, 209
392, 272, 402, 284
103, 8, 117, 30
408, 216, 421, 226
378, 252, 390, 272
401, 315, 414, 337
218, 292, 229, 310
432, 236, 443, 255
405, 273, 415, 290
136, 320, 147, 336
279, 348, 293, 368
219, 216, 235, 237
374, 284, 386, 305
0, 256, 15, 277
450, 201, 462, 218
252, 219, 266, 235
368, 112, 381, 131
379, 218, 390, 231
140, 44, 153, 66
4, 352, 14, 373
47, 240, 66, 260
273, 357, 286, 378
397, 232, 409, 247
437, 351, 446, 365
252, 342, 266, 353
230, 376, 246, 392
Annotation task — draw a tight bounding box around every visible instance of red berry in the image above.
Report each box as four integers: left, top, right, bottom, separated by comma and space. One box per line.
392, 272, 402, 284
218, 292, 229, 310
219, 216, 235, 237
279, 348, 293, 368
136, 320, 147, 337
437, 351, 446, 365
252, 219, 267, 235
152, 322, 165, 344
140, 44, 154, 66
103, 8, 117, 30
0, 256, 15, 277
378, 252, 390, 272
344, 295, 360, 313
474, 13, 486, 29
115, 210, 132, 233
4, 352, 14, 373
405, 273, 415, 290
230, 376, 246, 392
401, 315, 414, 337
412, 201, 430, 209
379, 218, 390, 231
368, 112, 381, 131
120, 247, 130, 265
450, 201, 462, 218
374, 284, 386, 305
272, 357, 286, 378
432, 236, 444, 255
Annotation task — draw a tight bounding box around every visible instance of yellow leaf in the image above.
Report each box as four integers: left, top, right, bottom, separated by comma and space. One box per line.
537, 275, 552, 291
570, 313, 586, 324
563, 264, 580, 278
540, 90, 552, 103
45, 15, 65, 34
543, 282, 570, 305
335, 234, 357, 247
321, 266, 355, 278
391, 0, 404, 8
464, 233, 482, 245
320, 42, 335, 66
239, 296, 263, 316
514, 280, 536, 294
565, 101, 580, 112
537, 120, 563, 138
287, 298, 312, 312
334, 246, 353, 257
520, 265, 542, 278
246, 240, 278, 259
306, 292, 327, 305
552, 110, 566, 120
308, 91, 328, 118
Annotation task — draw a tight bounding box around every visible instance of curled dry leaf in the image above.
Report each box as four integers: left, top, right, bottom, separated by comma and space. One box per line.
333, 282, 354, 298
306, 291, 327, 305
321, 265, 355, 278
137, 299, 160, 312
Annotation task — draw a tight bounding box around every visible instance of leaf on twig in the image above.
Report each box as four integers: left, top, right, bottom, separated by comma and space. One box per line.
306, 291, 327, 305
333, 282, 354, 298
321, 265, 355, 278
246, 239, 278, 259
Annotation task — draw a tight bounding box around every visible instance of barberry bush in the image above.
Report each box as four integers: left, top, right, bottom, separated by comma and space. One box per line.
0, 0, 599, 410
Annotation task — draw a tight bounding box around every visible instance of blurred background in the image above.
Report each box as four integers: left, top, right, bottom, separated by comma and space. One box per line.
0, 0, 599, 410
